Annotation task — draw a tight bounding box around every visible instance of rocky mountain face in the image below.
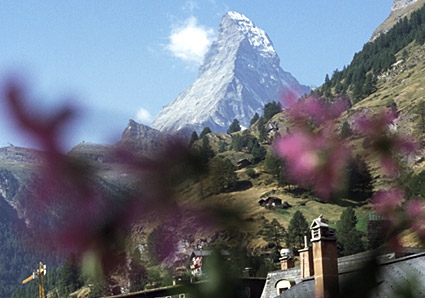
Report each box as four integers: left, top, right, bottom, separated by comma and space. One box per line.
0, 120, 171, 225
370, 0, 425, 41
392, 0, 418, 11
0, 146, 45, 215
152, 11, 310, 135
115, 119, 169, 156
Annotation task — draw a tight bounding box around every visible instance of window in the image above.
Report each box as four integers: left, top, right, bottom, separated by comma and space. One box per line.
276, 279, 292, 295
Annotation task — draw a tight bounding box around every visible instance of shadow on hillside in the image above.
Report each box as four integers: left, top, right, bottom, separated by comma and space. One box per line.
284, 187, 370, 207
284, 186, 311, 198
229, 180, 253, 192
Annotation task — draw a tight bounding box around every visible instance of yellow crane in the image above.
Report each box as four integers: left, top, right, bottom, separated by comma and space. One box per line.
22, 262, 47, 298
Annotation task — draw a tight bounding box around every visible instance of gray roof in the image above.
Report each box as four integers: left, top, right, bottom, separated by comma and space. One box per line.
275, 252, 425, 298
260, 268, 301, 298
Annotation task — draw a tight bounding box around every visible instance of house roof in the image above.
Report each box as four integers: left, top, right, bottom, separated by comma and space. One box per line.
274, 252, 425, 298
189, 249, 230, 257
260, 267, 301, 298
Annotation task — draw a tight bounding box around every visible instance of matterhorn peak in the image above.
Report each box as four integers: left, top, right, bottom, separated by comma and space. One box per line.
220, 11, 275, 58
152, 11, 309, 134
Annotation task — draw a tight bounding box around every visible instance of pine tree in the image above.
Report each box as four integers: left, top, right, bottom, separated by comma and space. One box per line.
218, 141, 226, 153
263, 152, 288, 186
262, 219, 287, 246
209, 157, 237, 193
251, 142, 266, 160
340, 121, 353, 139
336, 208, 364, 256
347, 156, 373, 201
362, 73, 377, 97
287, 211, 309, 249
199, 135, 215, 165
189, 131, 199, 146
199, 127, 212, 139
59, 253, 83, 297
418, 101, 425, 133
257, 117, 267, 142
263, 101, 281, 122
227, 119, 241, 134
231, 134, 243, 151
250, 112, 260, 126
258, 219, 287, 262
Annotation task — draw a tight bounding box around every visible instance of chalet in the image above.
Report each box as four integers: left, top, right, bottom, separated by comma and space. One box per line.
259, 197, 282, 208
260, 215, 425, 298
237, 158, 252, 169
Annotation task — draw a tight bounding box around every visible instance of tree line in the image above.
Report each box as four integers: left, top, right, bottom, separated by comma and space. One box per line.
318, 2, 425, 103
258, 208, 367, 261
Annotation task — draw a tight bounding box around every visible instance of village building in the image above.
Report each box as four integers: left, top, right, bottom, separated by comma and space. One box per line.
258, 197, 283, 208
260, 215, 425, 298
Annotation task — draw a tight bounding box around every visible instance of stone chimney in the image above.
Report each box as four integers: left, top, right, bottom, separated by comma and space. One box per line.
299, 234, 314, 278
310, 215, 339, 298
279, 248, 295, 270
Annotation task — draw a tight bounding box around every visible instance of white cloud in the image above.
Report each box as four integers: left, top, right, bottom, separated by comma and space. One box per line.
135, 108, 152, 123
167, 17, 214, 64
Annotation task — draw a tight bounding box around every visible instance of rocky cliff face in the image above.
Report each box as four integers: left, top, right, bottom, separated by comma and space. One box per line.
392, 0, 418, 11
117, 119, 169, 156
370, 0, 425, 41
152, 11, 309, 134
0, 146, 44, 221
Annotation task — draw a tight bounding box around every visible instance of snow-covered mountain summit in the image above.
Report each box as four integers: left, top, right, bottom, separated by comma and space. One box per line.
152, 11, 310, 134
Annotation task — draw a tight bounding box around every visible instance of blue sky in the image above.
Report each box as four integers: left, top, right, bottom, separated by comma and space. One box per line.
0, 0, 395, 150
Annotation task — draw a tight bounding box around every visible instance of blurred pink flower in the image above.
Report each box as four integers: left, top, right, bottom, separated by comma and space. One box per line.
353, 108, 418, 177
3, 78, 76, 153
407, 199, 425, 236
275, 96, 351, 199
275, 129, 351, 199
372, 188, 404, 220
2, 78, 217, 275
282, 95, 350, 128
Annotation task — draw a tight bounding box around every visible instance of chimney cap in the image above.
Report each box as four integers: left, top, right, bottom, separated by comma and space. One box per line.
310, 214, 329, 230
280, 248, 293, 259
310, 214, 336, 241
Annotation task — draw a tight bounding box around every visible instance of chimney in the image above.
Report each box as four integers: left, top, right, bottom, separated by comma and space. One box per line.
299, 234, 314, 278
310, 215, 339, 298
279, 248, 295, 270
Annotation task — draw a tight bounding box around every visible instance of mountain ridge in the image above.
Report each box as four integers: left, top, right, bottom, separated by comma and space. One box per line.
370, 0, 425, 41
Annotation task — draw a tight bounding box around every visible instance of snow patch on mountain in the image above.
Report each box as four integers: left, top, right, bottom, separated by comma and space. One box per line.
152, 11, 310, 134
392, 0, 418, 11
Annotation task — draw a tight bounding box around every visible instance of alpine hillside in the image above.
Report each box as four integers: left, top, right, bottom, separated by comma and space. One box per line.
151, 11, 310, 134
371, 0, 425, 41
5, 1, 425, 296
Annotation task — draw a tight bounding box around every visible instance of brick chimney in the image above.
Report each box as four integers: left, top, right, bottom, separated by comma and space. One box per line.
310, 215, 339, 298
299, 234, 314, 278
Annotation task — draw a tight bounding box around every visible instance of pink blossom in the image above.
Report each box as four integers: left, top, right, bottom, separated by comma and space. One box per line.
353, 108, 398, 136
282, 95, 350, 128
3, 78, 76, 153
407, 199, 425, 236
372, 188, 404, 220
276, 130, 351, 199
2, 78, 220, 275
353, 108, 418, 177
275, 95, 351, 199
275, 131, 321, 180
